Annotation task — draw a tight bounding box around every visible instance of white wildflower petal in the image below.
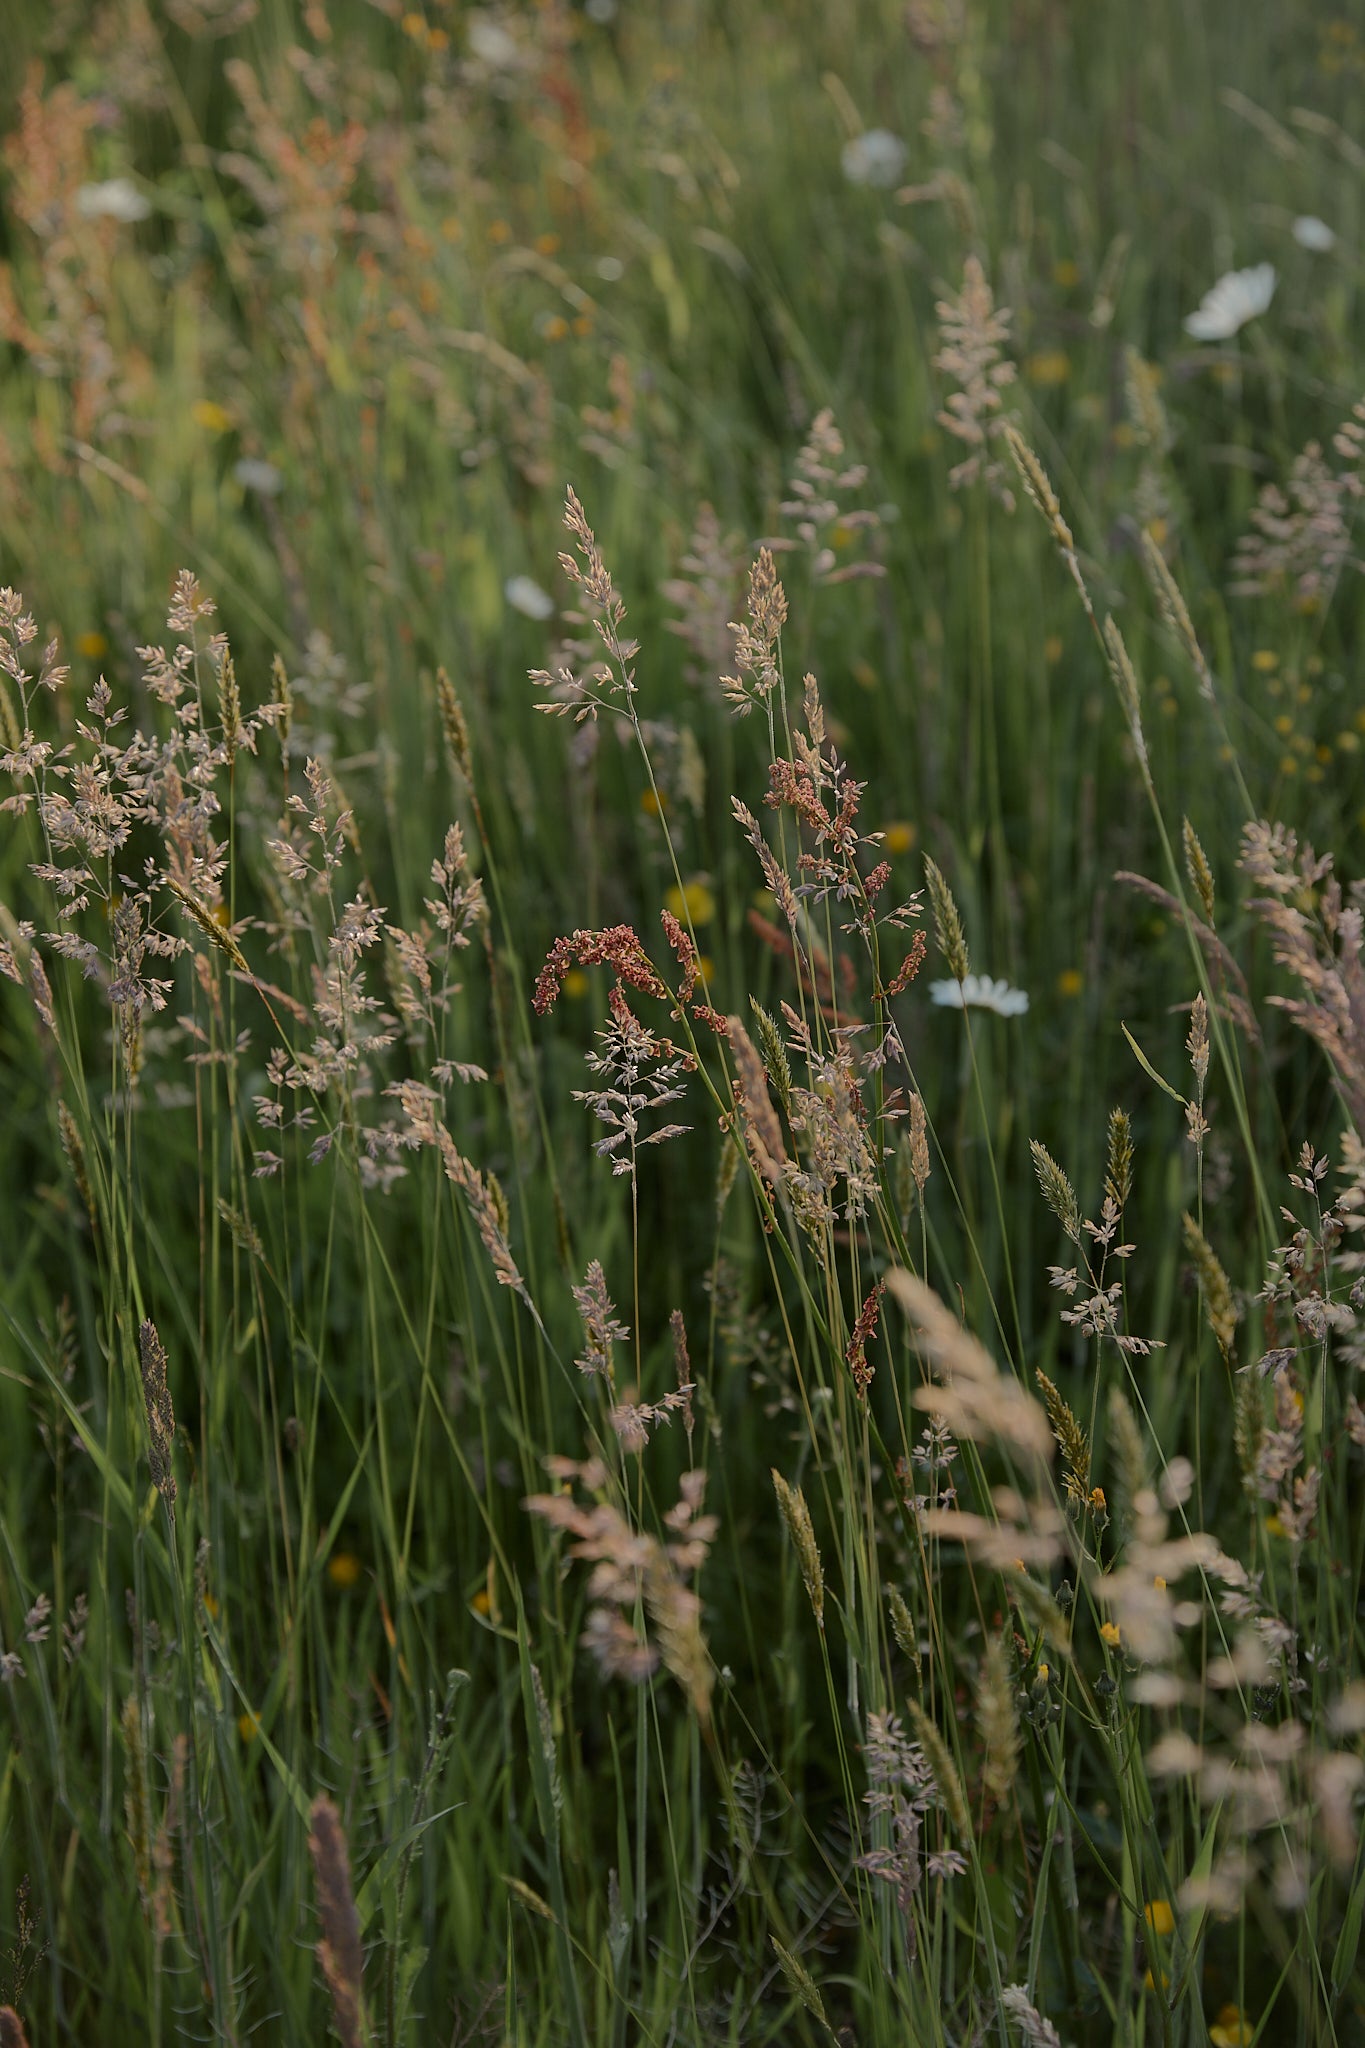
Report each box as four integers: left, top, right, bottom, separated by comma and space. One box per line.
504, 575, 556, 621
1183, 263, 1276, 341
233, 457, 284, 496
1292, 215, 1336, 253
76, 178, 152, 224
929, 974, 1029, 1017
841, 130, 907, 190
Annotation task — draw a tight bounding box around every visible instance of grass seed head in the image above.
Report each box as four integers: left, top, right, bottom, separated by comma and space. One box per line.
923, 855, 969, 982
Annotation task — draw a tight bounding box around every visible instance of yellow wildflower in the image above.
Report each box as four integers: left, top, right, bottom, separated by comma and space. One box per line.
664, 879, 715, 928
1100, 1621, 1121, 1648
192, 401, 233, 434
327, 1552, 362, 1590
1144, 1899, 1175, 1938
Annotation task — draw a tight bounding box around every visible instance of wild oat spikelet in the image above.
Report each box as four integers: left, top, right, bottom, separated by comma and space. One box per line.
1035, 1369, 1091, 1504
1183, 818, 1216, 926
748, 998, 792, 1116
886, 1585, 920, 1673
770, 1937, 833, 2033
1029, 1139, 1082, 1245
772, 1470, 824, 1630
165, 878, 248, 974
923, 856, 969, 983
977, 1633, 1021, 1810
906, 1092, 931, 1209
1102, 615, 1147, 769
1140, 530, 1215, 703
1002, 424, 1073, 552
216, 1196, 263, 1259
435, 665, 473, 782
1182, 1213, 1238, 1365
309, 1794, 367, 2048
58, 1101, 97, 1235
218, 647, 242, 764
138, 1319, 176, 1511
907, 1701, 972, 1845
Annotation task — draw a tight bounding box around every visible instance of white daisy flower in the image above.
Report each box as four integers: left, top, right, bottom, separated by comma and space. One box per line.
1292, 215, 1336, 253
841, 130, 907, 190
929, 974, 1030, 1018
504, 575, 556, 621
233, 457, 284, 496
76, 178, 151, 224
1183, 263, 1276, 341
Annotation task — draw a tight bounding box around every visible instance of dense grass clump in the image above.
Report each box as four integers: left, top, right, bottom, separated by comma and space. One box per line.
2, 3, 1365, 2043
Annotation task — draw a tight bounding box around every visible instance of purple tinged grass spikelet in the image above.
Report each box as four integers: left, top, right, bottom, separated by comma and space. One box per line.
309, 1794, 367, 2048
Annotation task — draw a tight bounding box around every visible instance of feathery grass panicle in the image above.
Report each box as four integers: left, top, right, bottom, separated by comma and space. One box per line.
977, 1632, 1021, 1810
309, 1794, 367, 2048
933, 254, 1018, 506
886, 1269, 1053, 1462
1182, 1213, 1238, 1365
726, 1015, 788, 1184
1000, 1984, 1063, 2048
907, 1701, 972, 1845
923, 855, 969, 982
1030, 1139, 1082, 1245
138, 1319, 176, 1511
771, 1470, 824, 1630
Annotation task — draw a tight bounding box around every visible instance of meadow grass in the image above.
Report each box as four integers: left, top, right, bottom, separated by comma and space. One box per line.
1, 2, 1364, 2042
